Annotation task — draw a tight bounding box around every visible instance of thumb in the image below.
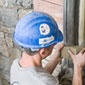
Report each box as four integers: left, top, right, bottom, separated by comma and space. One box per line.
68, 49, 74, 59
57, 43, 64, 51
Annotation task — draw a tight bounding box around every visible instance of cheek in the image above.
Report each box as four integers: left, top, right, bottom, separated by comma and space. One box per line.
49, 47, 53, 53
47, 49, 53, 56
42, 51, 51, 59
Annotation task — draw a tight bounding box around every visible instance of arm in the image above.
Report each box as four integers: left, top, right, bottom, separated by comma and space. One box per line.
44, 57, 62, 74
44, 43, 64, 74
73, 65, 82, 85
68, 48, 85, 85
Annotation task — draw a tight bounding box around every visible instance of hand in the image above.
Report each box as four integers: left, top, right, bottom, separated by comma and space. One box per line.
51, 42, 64, 61
68, 48, 85, 68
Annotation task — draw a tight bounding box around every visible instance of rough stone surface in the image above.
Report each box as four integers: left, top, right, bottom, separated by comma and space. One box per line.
0, 55, 13, 82
18, 9, 33, 19
0, 32, 9, 57
0, 8, 18, 27
0, 25, 10, 33
2, 79, 10, 85
0, 0, 32, 85
61, 46, 84, 58
8, 47, 21, 58
2, 0, 33, 8
10, 0, 33, 8
5, 33, 13, 48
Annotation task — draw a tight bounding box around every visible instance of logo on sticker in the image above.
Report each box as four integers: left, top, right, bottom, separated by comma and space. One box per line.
39, 36, 54, 44
40, 24, 50, 35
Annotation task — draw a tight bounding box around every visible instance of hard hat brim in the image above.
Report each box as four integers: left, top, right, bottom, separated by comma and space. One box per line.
13, 30, 63, 49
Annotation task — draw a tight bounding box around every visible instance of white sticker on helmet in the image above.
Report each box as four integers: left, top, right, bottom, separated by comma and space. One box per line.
40, 24, 50, 35
39, 36, 54, 44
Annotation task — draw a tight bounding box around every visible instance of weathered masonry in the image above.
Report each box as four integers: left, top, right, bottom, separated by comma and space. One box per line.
0, 0, 33, 84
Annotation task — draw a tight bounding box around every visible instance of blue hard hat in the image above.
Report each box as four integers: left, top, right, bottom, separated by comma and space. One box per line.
13, 11, 63, 49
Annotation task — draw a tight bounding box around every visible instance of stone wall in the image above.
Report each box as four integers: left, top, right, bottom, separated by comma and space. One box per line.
0, 0, 33, 84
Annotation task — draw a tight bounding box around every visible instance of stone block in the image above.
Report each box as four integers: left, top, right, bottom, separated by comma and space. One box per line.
0, 32, 9, 57
0, 55, 13, 82
61, 46, 84, 58
18, 9, 33, 19
2, 79, 9, 85
5, 33, 13, 48
0, 25, 10, 33
8, 47, 21, 58
11, 0, 32, 8
0, 8, 18, 27
3, 0, 33, 8
46, 45, 84, 60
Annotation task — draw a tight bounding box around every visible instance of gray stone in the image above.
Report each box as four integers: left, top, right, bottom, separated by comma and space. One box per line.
0, 75, 2, 85
0, 55, 13, 82
5, 33, 13, 48
3, 0, 33, 8
7, 47, 21, 58
2, 79, 10, 85
0, 81, 2, 85
0, 25, 10, 33
8, 27, 15, 34
0, 8, 18, 27
18, 9, 33, 19
0, 32, 9, 57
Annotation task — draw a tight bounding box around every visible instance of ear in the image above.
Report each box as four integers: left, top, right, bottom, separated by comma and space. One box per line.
39, 48, 45, 56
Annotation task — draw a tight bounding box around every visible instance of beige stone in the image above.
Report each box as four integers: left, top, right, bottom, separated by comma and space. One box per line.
0, 25, 10, 33
47, 46, 84, 59
0, 32, 9, 57
2, 79, 9, 85
5, 33, 13, 48
18, 9, 33, 19
8, 47, 21, 58
61, 46, 84, 58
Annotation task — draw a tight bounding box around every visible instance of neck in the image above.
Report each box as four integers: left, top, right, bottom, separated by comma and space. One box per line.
19, 51, 42, 68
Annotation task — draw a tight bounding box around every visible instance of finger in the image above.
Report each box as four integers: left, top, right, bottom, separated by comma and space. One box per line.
80, 48, 85, 54
68, 49, 74, 59
57, 43, 64, 51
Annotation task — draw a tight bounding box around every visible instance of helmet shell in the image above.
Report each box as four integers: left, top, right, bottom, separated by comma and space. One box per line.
13, 11, 63, 49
